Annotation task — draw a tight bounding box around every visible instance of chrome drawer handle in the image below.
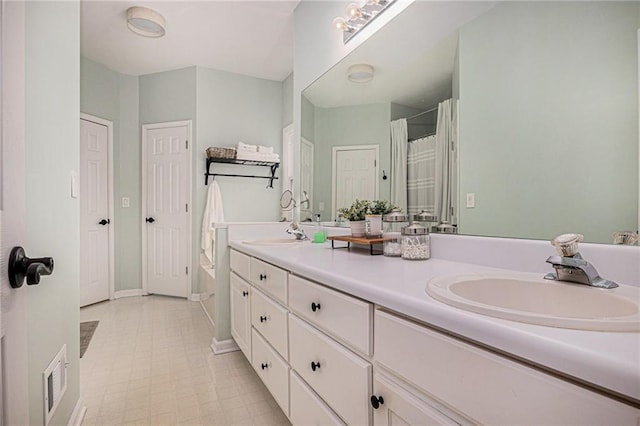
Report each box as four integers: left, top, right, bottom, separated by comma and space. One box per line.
370, 395, 385, 409
311, 302, 321, 312
311, 361, 321, 372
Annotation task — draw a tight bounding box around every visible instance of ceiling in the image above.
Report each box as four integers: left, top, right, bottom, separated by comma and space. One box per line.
81, 1, 300, 81
303, 1, 495, 109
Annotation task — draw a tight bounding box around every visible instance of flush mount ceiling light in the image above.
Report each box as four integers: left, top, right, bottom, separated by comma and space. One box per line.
332, 0, 396, 44
126, 6, 166, 38
348, 64, 374, 83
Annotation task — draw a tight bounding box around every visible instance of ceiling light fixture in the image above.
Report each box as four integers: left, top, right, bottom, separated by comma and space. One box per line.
126, 6, 166, 38
332, 0, 395, 44
348, 64, 374, 83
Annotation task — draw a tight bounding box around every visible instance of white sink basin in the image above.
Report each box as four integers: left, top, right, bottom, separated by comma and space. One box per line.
243, 238, 310, 246
426, 273, 640, 331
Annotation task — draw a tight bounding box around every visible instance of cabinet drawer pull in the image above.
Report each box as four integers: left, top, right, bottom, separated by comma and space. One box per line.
259, 273, 267, 280
311, 302, 321, 312
370, 395, 384, 409
261, 363, 269, 370
310, 361, 321, 371
260, 315, 268, 323
242, 291, 249, 297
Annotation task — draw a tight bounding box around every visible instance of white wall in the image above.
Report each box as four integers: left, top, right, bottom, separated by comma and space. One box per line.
25, 1, 81, 423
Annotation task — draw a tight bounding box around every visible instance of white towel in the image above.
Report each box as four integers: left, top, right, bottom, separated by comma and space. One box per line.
201, 181, 225, 265
237, 141, 257, 152
257, 145, 274, 154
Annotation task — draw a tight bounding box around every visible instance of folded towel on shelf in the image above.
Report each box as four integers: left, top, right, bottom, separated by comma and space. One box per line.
257, 145, 274, 154
236, 151, 280, 163
237, 141, 257, 152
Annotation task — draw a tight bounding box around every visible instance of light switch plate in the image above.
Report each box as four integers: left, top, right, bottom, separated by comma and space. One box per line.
122, 197, 130, 208
466, 193, 475, 208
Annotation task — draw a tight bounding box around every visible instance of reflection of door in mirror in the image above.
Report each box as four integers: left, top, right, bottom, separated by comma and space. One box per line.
300, 137, 314, 221
281, 124, 294, 221
332, 145, 379, 221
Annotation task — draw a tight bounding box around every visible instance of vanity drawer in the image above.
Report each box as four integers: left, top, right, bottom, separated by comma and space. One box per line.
250, 258, 288, 304
251, 329, 289, 417
290, 370, 346, 426
251, 287, 288, 360
230, 250, 250, 281
289, 274, 372, 356
374, 309, 640, 425
289, 314, 371, 426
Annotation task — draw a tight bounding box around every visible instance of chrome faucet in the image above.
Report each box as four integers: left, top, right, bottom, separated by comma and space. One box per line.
544, 234, 618, 289
286, 222, 309, 241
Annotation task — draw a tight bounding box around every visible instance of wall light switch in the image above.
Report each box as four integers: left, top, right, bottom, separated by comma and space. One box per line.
122, 197, 130, 208
319, 202, 325, 211
466, 193, 475, 208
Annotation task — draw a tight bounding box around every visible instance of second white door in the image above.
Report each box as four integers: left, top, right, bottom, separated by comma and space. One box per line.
143, 122, 191, 298
80, 118, 111, 307
332, 145, 379, 220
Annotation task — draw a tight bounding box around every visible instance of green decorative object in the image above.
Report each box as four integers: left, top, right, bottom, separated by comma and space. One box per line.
338, 199, 371, 221
369, 200, 397, 215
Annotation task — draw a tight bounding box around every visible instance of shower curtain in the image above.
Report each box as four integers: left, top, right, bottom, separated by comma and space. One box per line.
390, 119, 408, 214
434, 99, 457, 225
407, 135, 437, 215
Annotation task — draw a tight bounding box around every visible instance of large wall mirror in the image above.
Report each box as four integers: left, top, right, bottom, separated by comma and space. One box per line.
301, 1, 639, 244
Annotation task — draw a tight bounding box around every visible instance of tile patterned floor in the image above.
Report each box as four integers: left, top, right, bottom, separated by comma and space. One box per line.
80, 295, 290, 426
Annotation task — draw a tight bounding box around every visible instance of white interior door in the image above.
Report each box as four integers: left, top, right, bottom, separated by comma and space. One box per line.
300, 138, 314, 220
143, 122, 191, 298
332, 145, 379, 220
1, 1, 29, 423
80, 118, 111, 307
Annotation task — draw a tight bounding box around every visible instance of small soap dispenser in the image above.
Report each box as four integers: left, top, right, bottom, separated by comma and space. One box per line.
313, 214, 326, 243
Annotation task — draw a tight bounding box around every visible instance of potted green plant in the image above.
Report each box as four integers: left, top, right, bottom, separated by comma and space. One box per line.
338, 199, 370, 237
366, 200, 397, 237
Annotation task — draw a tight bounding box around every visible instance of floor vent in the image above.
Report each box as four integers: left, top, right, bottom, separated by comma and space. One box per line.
43, 344, 67, 425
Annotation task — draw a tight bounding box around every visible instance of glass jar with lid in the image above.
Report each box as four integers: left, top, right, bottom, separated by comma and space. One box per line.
382, 209, 407, 257
401, 222, 430, 260
412, 210, 438, 233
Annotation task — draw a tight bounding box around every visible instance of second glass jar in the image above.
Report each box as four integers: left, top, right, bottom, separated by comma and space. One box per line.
401, 222, 430, 260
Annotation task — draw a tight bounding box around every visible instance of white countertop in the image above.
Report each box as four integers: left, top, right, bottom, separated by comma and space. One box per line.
229, 239, 640, 404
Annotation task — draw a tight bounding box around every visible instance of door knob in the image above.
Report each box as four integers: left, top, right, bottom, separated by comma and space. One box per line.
370, 395, 385, 409
146, 217, 155, 223
98, 219, 110, 226
8, 246, 54, 288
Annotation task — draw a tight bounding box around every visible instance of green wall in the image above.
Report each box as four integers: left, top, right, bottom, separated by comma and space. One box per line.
26, 1, 80, 423
282, 73, 294, 127
458, 2, 639, 243
80, 57, 141, 291
313, 103, 391, 219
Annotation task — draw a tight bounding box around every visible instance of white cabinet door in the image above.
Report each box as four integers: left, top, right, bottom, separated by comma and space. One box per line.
251, 287, 288, 360
289, 314, 371, 426
230, 272, 251, 361
372, 374, 461, 426
290, 370, 345, 426
251, 329, 289, 417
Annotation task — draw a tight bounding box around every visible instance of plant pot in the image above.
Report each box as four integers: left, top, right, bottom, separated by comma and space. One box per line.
349, 220, 366, 237
365, 214, 382, 237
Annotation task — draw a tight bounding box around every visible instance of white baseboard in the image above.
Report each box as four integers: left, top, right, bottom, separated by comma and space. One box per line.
189, 293, 202, 302
211, 338, 239, 354
114, 289, 143, 299
199, 300, 215, 329
67, 398, 86, 426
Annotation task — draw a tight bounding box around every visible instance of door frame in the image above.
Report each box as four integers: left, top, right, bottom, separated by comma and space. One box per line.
331, 144, 380, 221
300, 137, 314, 220
80, 113, 115, 301
141, 120, 193, 297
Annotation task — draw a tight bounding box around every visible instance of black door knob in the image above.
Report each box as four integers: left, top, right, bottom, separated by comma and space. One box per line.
8, 246, 54, 288
242, 291, 249, 297
146, 217, 155, 223
370, 395, 385, 409
98, 219, 110, 226
311, 302, 321, 312
261, 363, 269, 370
311, 361, 321, 371
259, 273, 267, 280
259, 315, 268, 323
